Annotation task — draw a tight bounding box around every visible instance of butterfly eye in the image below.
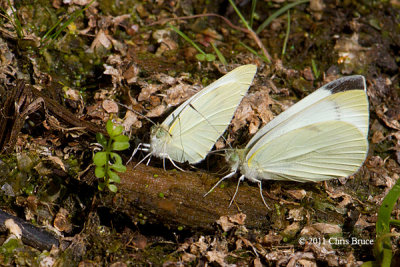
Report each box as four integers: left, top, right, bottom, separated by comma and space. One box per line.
230, 152, 239, 162
155, 128, 167, 138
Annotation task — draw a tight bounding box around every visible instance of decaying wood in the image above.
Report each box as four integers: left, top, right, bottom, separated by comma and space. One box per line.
101, 163, 273, 231
0, 209, 59, 251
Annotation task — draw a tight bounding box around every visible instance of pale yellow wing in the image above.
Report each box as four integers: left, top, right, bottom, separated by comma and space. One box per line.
158, 65, 257, 163
245, 121, 368, 182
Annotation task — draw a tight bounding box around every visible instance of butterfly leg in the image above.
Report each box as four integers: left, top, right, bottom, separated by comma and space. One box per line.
228, 175, 245, 207
127, 143, 149, 164
133, 152, 152, 169
166, 155, 186, 172
203, 171, 236, 197
255, 179, 270, 210
146, 154, 152, 165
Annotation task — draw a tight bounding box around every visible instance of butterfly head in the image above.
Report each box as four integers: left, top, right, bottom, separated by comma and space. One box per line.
225, 149, 247, 173
150, 124, 172, 159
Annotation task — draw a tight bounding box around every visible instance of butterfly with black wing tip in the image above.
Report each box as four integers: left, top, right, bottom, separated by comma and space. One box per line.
205, 75, 369, 209
130, 65, 258, 169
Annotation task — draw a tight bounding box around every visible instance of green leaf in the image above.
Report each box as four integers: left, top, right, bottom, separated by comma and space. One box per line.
112, 141, 130, 151
108, 184, 118, 193
106, 120, 124, 137
98, 181, 106, 191
93, 152, 107, 166
111, 163, 126, 173
113, 135, 129, 142
107, 170, 121, 183
95, 166, 106, 178
110, 152, 122, 165
205, 54, 216, 62
196, 54, 205, 61
96, 133, 107, 147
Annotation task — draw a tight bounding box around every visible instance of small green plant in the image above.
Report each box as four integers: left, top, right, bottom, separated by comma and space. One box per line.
361, 178, 400, 267
0, 0, 24, 38
40, 0, 95, 49
93, 120, 130, 192
311, 59, 321, 79
169, 24, 216, 62
281, 11, 291, 57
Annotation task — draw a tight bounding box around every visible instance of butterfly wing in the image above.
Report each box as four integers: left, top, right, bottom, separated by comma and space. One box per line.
245, 120, 368, 182
160, 64, 257, 163
246, 75, 368, 151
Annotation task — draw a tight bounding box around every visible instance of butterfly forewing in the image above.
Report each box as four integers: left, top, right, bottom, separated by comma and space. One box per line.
246, 76, 368, 156
161, 65, 257, 163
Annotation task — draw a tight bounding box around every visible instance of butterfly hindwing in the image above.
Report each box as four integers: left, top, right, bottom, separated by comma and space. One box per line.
246, 120, 368, 182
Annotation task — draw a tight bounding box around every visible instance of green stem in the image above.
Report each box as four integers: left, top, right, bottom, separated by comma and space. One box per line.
256, 0, 309, 34
228, 0, 251, 31
281, 10, 290, 57
169, 24, 206, 55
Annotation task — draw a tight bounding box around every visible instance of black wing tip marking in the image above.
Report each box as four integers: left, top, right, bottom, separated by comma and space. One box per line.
325, 75, 366, 93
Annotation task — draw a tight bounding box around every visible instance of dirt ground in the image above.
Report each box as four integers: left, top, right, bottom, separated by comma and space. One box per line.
0, 0, 399, 266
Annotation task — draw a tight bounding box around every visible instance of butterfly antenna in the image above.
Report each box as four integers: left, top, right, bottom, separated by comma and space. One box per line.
204, 171, 236, 197
256, 180, 270, 210
228, 175, 245, 207
117, 102, 157, 126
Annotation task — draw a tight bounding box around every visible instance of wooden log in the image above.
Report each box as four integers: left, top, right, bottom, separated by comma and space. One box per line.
0, 210, 59, 251
100, 162, 273, 231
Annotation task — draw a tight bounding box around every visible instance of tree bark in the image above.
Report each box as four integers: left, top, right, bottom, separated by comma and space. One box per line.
100, 162, 273, 231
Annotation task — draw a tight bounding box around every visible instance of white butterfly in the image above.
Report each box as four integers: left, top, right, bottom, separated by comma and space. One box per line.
132, 65, 257, 169
205, 75, 369, 208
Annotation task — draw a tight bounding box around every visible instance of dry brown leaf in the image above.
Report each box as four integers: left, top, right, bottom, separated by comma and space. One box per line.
146, 104, 166, 117
354, 215, 375, 228
153, 73, 178, 85
262, 232, 283, 246
103, 64, 123, 85
165, 83, 194, 106
287, 208, 304, 221
325, 190, 353, 208
181, 252, 196, 262
216, 213, 246, 232
372, 130, 385, 144
205, 250, 226, 266
123, 64, 139, 84
253, 258, 263, 267
301, 223, 342, 236
375, 104, 400, 130
122, 110, 142, 131
286, 189, 307, 200
65, 88, 81, 101
334, 33, 370, 74
54, 208, 72, 233
102, 99, 119, 113
190, 236, 209, 255
47, 156, 66, 172
138, 83, 162, 102
282, 222, 301, 238
91, 29, 113, 51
